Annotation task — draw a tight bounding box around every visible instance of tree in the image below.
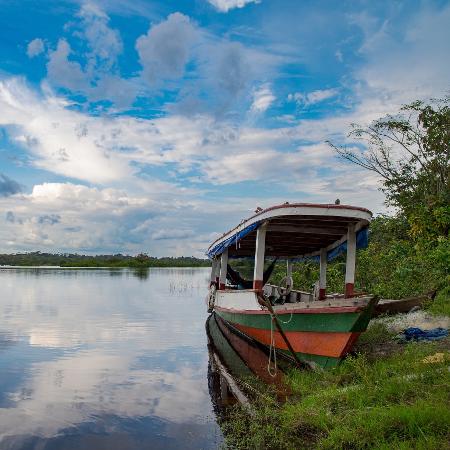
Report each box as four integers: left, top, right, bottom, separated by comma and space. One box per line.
328, 97, 450, 239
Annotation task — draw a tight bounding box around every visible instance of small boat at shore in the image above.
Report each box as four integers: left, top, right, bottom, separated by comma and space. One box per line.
206, 203, 378, 369
374, 292, 435, 317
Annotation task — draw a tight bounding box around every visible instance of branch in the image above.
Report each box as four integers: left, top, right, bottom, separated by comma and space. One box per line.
327, 141, 393, 180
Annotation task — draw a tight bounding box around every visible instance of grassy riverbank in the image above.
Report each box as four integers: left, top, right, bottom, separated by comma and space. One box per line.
221, 296, 450, 449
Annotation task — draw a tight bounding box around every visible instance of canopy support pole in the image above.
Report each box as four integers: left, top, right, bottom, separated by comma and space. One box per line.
210, 258, 219, 287
319, 248, 327, 300
215, 257, 221, 286
345, 224, 356, 298
253, 222, 268, 292
219, 248, 228, 290
286, 259, 293, 297
286, 259, 293, 278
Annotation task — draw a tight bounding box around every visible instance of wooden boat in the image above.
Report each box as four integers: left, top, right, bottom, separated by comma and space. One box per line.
373, 292, 435, 317
206, 203, 379, 369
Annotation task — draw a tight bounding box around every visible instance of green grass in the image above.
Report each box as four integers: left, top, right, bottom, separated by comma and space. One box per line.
221, 329, 450, 449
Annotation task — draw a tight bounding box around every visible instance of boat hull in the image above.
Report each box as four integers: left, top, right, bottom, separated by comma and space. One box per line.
213, 290, 377, 369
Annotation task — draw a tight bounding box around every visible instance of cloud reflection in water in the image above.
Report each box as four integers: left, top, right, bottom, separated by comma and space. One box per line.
0, 268, 221, 449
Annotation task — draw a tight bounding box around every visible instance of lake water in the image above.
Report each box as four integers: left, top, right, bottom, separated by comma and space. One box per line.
0, 267, 224, 450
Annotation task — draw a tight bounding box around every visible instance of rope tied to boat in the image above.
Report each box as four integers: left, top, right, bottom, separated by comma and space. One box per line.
268, 313, 278, 377
267, 310, 293, 377
258, 294, 307, 371
277, 311, 293, 325
267, 311, 293, 378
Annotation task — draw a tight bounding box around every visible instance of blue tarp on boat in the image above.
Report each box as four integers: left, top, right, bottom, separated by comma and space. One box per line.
293, 227, 369, 262
326, 227, 368, 262
207, 221, 261, 259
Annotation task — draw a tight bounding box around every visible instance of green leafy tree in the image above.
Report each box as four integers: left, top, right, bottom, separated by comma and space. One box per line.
328, 97, 449, 239
328, 97, 449, 299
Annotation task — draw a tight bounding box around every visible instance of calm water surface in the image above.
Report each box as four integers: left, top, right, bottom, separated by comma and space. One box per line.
0, 267, 223, 449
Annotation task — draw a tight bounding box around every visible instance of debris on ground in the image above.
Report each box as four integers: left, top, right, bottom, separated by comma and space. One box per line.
372, 310, 450, 334
422, 352, 446, 364
397, 327, 448, 342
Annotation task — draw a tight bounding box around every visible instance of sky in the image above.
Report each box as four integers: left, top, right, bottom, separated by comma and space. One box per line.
0, 0, 449, 257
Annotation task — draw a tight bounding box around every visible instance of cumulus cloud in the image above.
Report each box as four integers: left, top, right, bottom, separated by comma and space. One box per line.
215, 42, 250, 97
46, 39, 88, 92
250, 83, 275, 114
0, 76, 385, 212
0, 180, 249, 256
26, 4, 283, 114
170, 36, 280, 116
77, 2, 123, 73
0, 182, 160, 252
288, 88, 339, 107
136, 13, 198, 83
26, 38, 45, 58
208, 0, 260, 13
0, 173, 22, 197
42, 3, 138, 107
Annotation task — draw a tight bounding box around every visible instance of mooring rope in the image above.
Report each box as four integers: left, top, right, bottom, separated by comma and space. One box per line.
267, 309, 293, 377
277, 311, 293, 324
258, 294, 306, 371
267, 313, 278, 377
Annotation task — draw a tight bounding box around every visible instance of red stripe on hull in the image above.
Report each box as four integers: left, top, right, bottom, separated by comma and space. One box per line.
231, 322, 360, 358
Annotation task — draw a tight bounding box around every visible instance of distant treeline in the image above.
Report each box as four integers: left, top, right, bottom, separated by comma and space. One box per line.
0, 252, 211, 268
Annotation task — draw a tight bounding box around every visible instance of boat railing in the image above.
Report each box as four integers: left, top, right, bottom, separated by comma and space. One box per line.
263, 284, 360, 302
264, 284, 313, 303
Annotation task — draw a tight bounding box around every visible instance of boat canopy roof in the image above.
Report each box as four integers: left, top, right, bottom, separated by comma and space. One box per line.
207, 203, 372, 261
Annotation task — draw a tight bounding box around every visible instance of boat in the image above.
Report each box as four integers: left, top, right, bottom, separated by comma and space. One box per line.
373, 292, 435, 317
206, 202, 379, 369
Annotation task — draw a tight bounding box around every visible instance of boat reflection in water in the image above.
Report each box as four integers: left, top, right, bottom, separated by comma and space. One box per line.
206, 313, 291, 416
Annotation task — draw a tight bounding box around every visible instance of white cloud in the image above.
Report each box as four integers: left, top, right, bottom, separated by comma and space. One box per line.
0, 78, 131, 183
352, 3, 450, 104
250, 83, 275, 114
152, 229, 195, 240
77, 2, 123, 73
208, 0, 260, 13
43, 3, 138, 107
213, 41, 251, 98
0, 177, 236, 256
26, 38, 45, 58
136, 13, 198, 83
0, 182, 161, 251
26, 4, 285, 115
0, 173, 22, 196
288, 88, 339, 107
46, 39, 88, 92
0, 69, 396, 257
0, 76, 385, 206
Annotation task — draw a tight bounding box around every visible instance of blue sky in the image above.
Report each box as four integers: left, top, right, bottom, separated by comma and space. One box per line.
0, 0, 449, 256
